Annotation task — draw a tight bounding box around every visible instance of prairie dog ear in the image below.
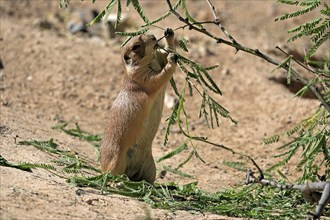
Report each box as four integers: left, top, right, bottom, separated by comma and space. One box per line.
132, 42, 145, 58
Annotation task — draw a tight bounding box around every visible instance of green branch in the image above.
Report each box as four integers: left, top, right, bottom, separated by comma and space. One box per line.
165, 0, 330, 113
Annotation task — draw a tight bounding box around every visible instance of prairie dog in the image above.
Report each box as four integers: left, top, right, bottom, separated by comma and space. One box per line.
100, 29, 177, 183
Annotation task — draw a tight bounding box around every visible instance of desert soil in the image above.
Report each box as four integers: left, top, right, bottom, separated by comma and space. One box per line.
0, 0, 326, 219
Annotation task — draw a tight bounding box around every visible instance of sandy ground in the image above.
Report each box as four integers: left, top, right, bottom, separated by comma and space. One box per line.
0, 0, 326, 219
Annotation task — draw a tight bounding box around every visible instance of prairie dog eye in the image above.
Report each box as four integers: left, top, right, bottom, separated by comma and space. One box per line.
132, 44, 140, 52
124, 55, 130, 64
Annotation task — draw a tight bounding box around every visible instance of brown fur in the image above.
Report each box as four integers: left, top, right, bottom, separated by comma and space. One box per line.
100, 30, 176, 183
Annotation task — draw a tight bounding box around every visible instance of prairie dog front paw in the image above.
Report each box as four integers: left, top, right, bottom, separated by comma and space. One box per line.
164, 28, 174, 39
168, 53, 178, 63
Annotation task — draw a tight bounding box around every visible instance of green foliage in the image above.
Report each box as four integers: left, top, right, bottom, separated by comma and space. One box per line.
177, 55, 222, 95
18, 133, 101, 174
275, 0, 321, 21
158, 51, 236, 162
61, 0, 236, 159
176, 150, 194, 169
181, 0, 203, 29
267, 0, 330, 183
87, 0, 117, 26
115, 0, 121, 28
18, 138, 62, 154
4, 123, 329, 218
59, 0, 70, 8
294, 78, 318, 98
52, 122, 102, 149
115, 28, 149, 37
0, 154, 32, 172
156, 142, 187, 163
271, 55, 293, 84
275, 0, 330, 60
23, 171, 330, 217
131, 0, 149, 23
163, 99, 179, 146
19, 163, 57, 171
0, 154, 56, 172
223, 161, 247, 172
178, 37, 189, 52
142, 0, 182, 28
54, 0, 330, 217
66, 173, 327, 219
52, 155, 101, 174
263, 135, 281, 145
86, 0, 149, 27
170, 55, 237, 140
265, 107, 330, 182
161, 165, 194, 178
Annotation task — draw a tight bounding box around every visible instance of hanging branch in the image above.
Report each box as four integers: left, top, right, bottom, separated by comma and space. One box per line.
165, 0, 330, 113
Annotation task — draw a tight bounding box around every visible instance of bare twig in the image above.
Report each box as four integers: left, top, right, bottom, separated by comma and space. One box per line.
303, 49, 330, 79
276, 46, 330, 93
165, 0, 330, 113
246, 170, 330, 220
173, 20, 215, 31
276, 46, 320, 75
157, 21, 216, 42
205, 0, 239, 45
276, 46, 330, 92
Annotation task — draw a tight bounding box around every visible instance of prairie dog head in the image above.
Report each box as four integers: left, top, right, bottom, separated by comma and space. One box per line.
121, 34, 158, 77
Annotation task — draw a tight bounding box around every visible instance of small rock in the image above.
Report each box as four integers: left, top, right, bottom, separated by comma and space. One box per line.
221, 68, 230, 76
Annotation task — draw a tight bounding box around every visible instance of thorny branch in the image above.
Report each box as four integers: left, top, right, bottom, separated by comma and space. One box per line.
276, 46, 320, 75
205, 0, 239, 45
276, 46, 330, 92
165, 0, 330, 113
246, 170, 330, 220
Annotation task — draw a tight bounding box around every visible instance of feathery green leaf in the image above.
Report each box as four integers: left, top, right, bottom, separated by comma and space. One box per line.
116, 28, 149, 36
179, 38, 189, 52
157, 142, 187, 163
131, 0, 149, 23
142, 0, 181, 27
115, 0, 122, 29
87, 0, 117, 26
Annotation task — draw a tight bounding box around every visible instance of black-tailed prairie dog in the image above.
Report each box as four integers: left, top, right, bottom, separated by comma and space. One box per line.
100, 28, 177, 184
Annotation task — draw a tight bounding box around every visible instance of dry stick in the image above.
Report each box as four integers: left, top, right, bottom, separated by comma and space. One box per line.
205, 0, 239, 46
303, 49, 330, 79
246, 170, 330, 220
276, 46, 320, 75
165, 0, 330, 113
158, 21, 215, 42
276, 46, 330, 92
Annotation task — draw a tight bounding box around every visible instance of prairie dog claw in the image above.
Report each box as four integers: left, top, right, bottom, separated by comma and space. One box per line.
164, 28, 174, 38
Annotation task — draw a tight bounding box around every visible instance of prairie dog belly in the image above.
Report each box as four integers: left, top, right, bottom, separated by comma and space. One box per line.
140, 85, 166, 144
125, 85, 167, 176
